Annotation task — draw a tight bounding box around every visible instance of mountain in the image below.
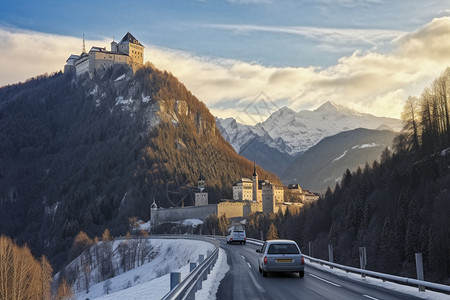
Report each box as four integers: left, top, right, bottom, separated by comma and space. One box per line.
216, 101, 402, 179
218, 101, 402, 157
0, 66, 279, 270
282, 128, 398, 193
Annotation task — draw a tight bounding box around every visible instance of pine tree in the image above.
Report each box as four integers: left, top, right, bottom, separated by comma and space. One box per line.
266, 223, 279, 240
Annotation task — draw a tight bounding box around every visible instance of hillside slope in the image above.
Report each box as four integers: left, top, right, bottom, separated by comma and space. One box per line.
283, 128, 398, 193
0, 66, 279, 270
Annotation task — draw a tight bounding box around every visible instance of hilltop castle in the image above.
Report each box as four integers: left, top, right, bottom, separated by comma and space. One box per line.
65, 32, 144, 76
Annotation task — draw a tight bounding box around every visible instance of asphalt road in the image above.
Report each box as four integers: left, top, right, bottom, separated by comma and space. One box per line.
216, 239, 422, 300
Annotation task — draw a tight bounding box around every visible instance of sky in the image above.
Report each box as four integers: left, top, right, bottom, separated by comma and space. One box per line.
1, 0, 450, 124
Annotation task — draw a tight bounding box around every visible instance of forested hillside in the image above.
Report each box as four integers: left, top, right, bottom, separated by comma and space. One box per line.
0, 65, 279, 271
246, 68, 450, 284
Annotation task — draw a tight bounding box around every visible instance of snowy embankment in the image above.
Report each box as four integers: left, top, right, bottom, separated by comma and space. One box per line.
305, 262, 449, 300
74, 238, 227, 299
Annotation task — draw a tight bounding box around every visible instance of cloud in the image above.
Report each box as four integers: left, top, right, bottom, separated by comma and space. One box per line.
2, 17, 450, 125
205, 23, 403, 49
0, 27, 108, 85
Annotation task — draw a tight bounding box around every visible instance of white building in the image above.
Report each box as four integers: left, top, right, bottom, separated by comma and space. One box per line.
65, 32, 144, 76
232, 163, 284, 213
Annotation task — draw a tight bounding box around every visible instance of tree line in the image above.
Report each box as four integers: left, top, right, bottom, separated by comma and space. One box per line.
243, 68, 450, 284
0, 234, 72, 299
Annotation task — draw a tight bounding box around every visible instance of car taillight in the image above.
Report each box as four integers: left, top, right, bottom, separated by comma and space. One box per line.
264, 256, 268, 264
301, 256, 304, 264
230, 238, 233, 241
244, 237, 246, 240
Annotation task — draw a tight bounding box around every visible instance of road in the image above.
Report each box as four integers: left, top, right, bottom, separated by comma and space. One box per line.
216, 239, 422, 300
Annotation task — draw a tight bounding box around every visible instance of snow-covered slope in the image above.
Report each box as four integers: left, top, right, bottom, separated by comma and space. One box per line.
57, 238, 215, 300
216, 101, 402, 157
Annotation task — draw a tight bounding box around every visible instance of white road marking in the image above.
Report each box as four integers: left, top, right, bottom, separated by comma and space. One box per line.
248, 264, 265, 293
309, 273, 341, 287
363, 295, 379, 300
247, 262, 252, 268
242, 255, 246, 260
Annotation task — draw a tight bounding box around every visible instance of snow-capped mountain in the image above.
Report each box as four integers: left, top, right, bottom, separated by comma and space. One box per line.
216, 101, 402, 157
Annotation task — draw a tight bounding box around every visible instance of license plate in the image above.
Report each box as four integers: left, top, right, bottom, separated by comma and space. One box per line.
276, 259, 292, 263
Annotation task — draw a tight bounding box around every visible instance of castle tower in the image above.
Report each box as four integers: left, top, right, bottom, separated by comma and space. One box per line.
195, 173, 208, 206
111, 37, 118, 53
252, 162, 258, 202
117, 32, 144, 71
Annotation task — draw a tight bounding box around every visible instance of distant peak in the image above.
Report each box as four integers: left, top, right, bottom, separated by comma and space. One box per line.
315, 101, 357, 115
274, 106, 296, 115
315, 101, 338, 111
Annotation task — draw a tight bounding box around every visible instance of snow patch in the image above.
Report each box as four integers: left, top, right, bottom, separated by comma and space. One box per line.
332, 150, 348, 162
182, 219, 204, 227
115, 96, 133, 106
142, 93, 151, 103
114, 74, 126, 82
90, 85, 98, 95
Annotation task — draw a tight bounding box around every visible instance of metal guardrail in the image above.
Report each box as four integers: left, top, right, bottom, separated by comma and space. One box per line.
160, 235, 220, 300
245, 238, 450, 294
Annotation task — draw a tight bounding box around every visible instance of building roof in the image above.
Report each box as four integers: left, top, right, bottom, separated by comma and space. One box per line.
119, 32, 144, 47
233, 178, 252, 185
66, 54, 80, 63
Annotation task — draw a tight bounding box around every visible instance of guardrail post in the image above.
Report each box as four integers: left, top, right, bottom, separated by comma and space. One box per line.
199, 254, 204, 263
309, 241, 313, 257
328, 244, 334, 267
260, 230, 264, 241
170, 272, 181, 290
359, 247, 367, 278
190, 262, 197, 272
415, 253, 425, 292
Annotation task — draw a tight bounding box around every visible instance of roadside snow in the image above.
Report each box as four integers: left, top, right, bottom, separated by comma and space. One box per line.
195, 248, 229, 300
306, 262, 449, 300
74, 239, 215, 300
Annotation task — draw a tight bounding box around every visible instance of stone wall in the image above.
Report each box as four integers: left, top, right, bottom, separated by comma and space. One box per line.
151, 204, 218, 224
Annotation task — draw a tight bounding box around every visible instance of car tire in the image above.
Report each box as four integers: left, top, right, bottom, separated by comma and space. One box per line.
299, 271, 304, 278
262, 270, 267, 277
243, 241, 246, 244
258, 266, 262, 273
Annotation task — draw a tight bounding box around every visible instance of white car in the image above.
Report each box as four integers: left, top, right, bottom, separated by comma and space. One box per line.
256, 239, 305, 277
226, 228, 246, 244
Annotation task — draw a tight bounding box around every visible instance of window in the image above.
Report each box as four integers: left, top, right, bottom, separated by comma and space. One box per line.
267, 244, 300, 254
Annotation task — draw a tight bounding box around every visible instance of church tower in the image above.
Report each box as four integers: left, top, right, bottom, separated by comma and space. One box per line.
252, 162, 258, 202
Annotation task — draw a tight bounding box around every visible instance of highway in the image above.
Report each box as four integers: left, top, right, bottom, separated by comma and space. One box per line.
216, 239, 422, 300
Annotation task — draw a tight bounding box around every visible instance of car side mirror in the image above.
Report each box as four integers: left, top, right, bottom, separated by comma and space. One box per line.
256, 249, 261, 253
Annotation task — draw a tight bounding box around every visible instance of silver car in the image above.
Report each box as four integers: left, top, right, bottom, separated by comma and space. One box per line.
256, 239, 305, 277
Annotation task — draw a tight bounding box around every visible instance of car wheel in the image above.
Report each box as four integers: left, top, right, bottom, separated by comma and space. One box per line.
258, 263, 262, 273
299, 271, 304, 278
262, 270, 267, 277
243, 241, 246, 244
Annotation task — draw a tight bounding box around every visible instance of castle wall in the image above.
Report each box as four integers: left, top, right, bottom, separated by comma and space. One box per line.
217, 201, 262, 218
89, 52, 131, 73
151, 204, 218, 224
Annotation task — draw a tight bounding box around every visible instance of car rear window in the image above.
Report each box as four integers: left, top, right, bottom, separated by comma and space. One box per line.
267, 244, 300, 254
